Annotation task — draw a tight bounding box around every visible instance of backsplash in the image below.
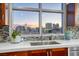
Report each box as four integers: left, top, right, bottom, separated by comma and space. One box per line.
66, 26, 79, 39
0, 25, 79, 42
0, 25, 9, 41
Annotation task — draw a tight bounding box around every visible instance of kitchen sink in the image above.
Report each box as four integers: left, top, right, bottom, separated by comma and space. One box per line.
30, 41, 60, 46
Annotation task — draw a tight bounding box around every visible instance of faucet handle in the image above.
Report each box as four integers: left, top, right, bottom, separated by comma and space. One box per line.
49, 36, 52, 40
52, 36, 56, 40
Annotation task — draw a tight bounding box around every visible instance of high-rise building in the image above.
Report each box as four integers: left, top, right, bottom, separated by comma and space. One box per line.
52, 23, 61, 33
45, 23, 53, 30
24, 24, 27, 30
26, 27, 31, 33
53, 23, 59, 29
15, 25, 26, 34
45, 23, 53, 33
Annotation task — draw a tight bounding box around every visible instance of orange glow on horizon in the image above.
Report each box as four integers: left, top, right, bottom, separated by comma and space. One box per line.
26, 23, 39, 28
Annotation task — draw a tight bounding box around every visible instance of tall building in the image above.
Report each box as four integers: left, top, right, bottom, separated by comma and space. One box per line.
45, 23, 53, 33
24, 24, 27, 30
27, 27, 32, 33
52, 23, 61, 33
15, 25, 26, 34
45, 23, 53, 30
53, 23, 59, 29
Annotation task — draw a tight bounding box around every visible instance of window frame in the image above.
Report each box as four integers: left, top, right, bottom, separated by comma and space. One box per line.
7, 3, 66, 38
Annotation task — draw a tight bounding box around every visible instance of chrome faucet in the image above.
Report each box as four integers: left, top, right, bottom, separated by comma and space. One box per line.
39, 36, 43, 41
37, 36, 42, 44
52, 35, 56, 40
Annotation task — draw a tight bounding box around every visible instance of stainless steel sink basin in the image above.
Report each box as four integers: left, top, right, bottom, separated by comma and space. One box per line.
30, 41, 60, 46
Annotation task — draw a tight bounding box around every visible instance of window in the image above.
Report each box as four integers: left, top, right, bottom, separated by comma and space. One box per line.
12, 11, 39, 34
7, 3, 65, 38
12, 3, 38, 8
42, 3, 62, 10
42, 12, 62, 34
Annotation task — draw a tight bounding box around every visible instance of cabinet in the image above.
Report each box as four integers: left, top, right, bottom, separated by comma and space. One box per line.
66, 3, 75, 27
0, 50, 48, 56
69, 47, 79, 56
0, 51, 28, 56
28, 49, 48, 56
0, 3, 5, 28
50, 48, 68, 56
27, 48, 68, 56
0, 48, 68, 56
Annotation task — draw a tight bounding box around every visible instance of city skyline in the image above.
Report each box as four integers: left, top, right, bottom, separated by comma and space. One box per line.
12, 22, 61, 29
14, 22, 61, 34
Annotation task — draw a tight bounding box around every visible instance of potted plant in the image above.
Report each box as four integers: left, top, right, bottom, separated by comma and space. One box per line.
11, 30, 22, 43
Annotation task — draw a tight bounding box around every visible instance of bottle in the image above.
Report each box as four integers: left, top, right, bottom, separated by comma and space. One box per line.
64, 27, 73, 40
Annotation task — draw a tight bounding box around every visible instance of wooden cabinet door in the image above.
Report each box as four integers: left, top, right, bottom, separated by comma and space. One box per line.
66, 3, 75, 27
50, 48, 68, 56
0, 48, 68, 56
7, 51, 28, 56
28, 49, 48, 56
0, 3, 5, 27
0, 50, 48, 56
0, 53, 9, 56
0, 51, 28, 56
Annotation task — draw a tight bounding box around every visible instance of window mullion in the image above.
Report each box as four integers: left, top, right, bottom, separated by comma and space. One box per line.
39, 3, 42, 36
62, 3, 66, 33
8, 3, 13, 39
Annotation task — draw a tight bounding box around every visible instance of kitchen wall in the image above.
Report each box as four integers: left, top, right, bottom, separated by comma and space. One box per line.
75, 4, 79, 27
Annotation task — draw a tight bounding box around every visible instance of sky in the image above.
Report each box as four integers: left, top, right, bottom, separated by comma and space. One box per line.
6, 3, 62, 28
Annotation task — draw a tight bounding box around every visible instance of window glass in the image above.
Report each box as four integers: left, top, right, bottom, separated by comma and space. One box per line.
12, 11, 39, 34
42, 12, 63, 34
12, 3, 38, 8
42, 3, 62, 10
11, 3, 63, 35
